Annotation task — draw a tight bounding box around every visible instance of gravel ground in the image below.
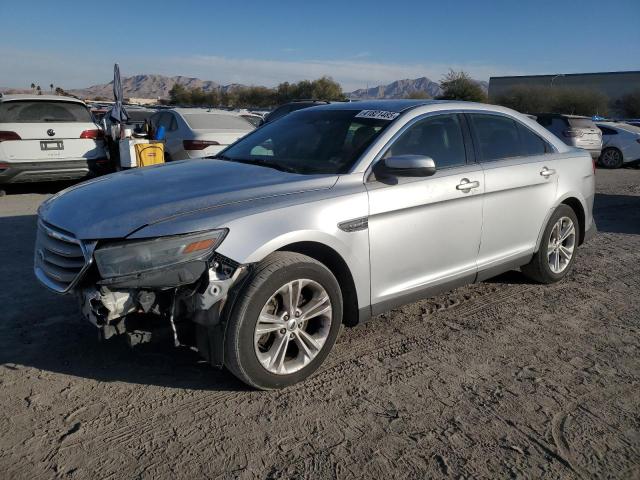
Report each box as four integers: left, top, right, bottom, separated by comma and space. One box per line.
0, 169, 639, 479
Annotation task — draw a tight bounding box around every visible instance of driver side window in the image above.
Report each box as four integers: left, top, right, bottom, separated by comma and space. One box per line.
383, 114, 467, 169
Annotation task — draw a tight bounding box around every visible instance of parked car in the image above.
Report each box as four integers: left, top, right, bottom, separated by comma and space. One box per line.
535, 113, 602, 159
34, 100, 595, 389
261, 100, 330, 125
0, 94, 108, 183
148, 108, 254, 161
596, 121, 640, 168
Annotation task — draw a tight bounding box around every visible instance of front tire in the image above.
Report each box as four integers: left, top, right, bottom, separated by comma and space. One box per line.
599, 147, 623, 169
225, 252, 343, 390
522, 205, 579, 284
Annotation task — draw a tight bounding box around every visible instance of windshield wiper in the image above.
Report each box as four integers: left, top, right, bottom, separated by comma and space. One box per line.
213, 156, 299, 174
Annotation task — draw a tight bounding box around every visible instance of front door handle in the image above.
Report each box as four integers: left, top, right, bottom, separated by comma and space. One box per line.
540, 167, 556, 177
456, 178, 480, 192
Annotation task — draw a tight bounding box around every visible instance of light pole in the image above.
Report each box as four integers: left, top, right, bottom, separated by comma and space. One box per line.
550, 74, 565, 88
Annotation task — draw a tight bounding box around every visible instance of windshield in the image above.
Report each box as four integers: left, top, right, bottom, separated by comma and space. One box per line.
218, 109, 392, 174
0, 100, 93, 123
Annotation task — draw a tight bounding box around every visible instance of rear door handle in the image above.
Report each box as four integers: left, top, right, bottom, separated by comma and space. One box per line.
540, 167, 556, 177
456, 178, 480, 192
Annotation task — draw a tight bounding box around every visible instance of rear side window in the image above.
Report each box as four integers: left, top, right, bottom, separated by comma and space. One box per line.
0, 101, 93, 123
183, 113, 253, 130
517, 123, 550, 156
469, 114, 521, 162
383, 114, 467, 169
568, 117, 596, 129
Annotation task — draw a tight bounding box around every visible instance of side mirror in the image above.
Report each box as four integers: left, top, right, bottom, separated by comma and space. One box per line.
375, 155, 437, 177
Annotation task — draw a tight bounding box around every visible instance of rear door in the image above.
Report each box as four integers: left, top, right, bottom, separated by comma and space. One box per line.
0, 100, 104, 162
467, 113, 558, 279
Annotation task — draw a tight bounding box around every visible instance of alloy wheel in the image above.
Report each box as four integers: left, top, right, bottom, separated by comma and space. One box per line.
254, 279, 332, 375
547, 216, 576, 274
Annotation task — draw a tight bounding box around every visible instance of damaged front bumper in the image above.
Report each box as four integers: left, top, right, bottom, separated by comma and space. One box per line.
77, 253, 249, 367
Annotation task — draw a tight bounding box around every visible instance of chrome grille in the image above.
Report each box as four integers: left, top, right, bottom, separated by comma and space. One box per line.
34, 221, 94, 293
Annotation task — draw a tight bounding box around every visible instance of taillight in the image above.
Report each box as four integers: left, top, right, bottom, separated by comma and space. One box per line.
0, 131, 21, 142
0, 162, 9, 171
183, 139, 220, 150
563, 129, 584, 138
80, 129, 104, 139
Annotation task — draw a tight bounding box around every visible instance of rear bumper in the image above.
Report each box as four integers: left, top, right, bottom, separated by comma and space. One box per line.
0, 158, 111, 184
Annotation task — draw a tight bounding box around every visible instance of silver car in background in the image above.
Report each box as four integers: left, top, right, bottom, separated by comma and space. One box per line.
148, 108, 254, 160
34, 100, 596, 389
535, 113, 602, 159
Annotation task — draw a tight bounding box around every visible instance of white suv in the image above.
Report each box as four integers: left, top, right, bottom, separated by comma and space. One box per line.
0, 94, 108, 183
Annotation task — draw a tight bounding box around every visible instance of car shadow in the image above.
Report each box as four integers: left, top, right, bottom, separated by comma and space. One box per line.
0, 213, 248, 392
0, 180, 78, 195
593, 193, 640, 235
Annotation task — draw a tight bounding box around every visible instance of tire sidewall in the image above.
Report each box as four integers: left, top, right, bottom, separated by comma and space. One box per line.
229, 260, 343, 389
539, 205, 579, 281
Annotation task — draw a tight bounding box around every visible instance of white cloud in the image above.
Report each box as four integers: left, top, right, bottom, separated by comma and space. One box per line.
0, 48, 527, 92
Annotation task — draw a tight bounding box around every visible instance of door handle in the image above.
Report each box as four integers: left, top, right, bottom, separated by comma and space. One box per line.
456, 178, 480, 192
540, 167, 556, 177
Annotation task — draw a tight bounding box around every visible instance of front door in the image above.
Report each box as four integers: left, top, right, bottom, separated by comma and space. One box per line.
366, 113, 484, 314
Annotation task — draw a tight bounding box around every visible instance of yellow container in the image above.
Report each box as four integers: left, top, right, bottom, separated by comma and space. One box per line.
135, 142, 164, 167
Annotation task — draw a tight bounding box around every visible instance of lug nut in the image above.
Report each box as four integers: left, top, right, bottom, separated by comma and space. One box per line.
284, 315, 289, 321
295, 311, 300, 317
290, 333, 295, 339
280, 329, 286, 334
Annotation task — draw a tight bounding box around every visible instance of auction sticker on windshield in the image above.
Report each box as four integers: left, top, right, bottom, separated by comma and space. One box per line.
355, 110, 400, 121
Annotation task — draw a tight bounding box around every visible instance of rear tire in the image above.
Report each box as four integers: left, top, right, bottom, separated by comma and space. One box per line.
599, 147, 623, 169
224, 252, 343, 390
522, 205, 579, 284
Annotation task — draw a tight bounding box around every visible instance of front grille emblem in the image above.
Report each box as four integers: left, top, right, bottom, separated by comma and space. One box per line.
47, 129, 55, 137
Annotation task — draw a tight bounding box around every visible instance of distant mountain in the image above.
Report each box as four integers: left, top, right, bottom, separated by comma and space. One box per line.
347, 76, 489, 99
2, 74, 490, 101
67, 74, 245, 100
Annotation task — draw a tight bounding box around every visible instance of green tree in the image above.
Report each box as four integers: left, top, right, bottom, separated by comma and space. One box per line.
616, 89, 640, 118
404, 90, 431, 99
168, 83, 190, 105
438, 70, 487, 102
549, 88, 609, 116
36, 85, 42, 95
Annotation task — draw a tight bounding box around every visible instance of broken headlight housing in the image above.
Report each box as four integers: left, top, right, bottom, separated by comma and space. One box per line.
94, 229, 227, 279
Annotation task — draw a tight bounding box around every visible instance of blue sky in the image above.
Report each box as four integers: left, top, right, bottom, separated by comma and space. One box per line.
2, 0, 639, 91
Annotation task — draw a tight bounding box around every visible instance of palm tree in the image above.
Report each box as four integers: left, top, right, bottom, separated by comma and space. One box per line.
50, 83, 54, 93
36, 85, 42, 95
30, 83, 35, 93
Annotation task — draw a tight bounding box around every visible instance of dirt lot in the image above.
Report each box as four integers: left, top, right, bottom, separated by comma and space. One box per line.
1, 169, 639, 479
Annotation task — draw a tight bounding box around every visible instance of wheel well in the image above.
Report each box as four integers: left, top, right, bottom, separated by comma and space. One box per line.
561, 197, 585, 245
278, 242, 359, 327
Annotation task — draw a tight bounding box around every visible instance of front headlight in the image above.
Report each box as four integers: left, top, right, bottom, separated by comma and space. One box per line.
94, 229, 227, 279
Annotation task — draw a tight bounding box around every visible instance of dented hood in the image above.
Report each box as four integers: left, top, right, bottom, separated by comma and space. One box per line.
39, 159, 337, 239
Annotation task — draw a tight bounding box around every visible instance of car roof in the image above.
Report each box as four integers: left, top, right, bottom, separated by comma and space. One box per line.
312, 99, 446, 113
0, 93, 85, 104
